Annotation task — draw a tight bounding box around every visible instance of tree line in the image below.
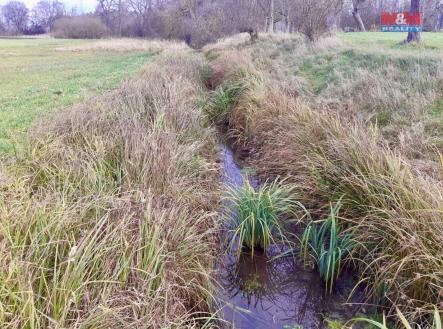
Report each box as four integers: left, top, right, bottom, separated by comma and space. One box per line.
1, 0, 442, 45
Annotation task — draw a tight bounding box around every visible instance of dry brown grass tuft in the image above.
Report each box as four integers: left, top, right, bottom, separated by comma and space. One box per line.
212, 33, 443, 174
202, 32, 302, 54
0, 48, 219, 328
204, 35, 443, 324
202, 33, 252, 53
56, 38, 188, 53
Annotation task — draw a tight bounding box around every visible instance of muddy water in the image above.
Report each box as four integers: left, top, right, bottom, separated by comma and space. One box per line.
217, 145, 363, 329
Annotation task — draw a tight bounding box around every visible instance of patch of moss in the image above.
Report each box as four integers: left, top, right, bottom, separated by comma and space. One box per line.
299, 56, 337, 94
243, 273, 262, 294
298, 49, 438, 97
427, 99, 443, 117
371, 111, 392, 127
424, 99, 443, 143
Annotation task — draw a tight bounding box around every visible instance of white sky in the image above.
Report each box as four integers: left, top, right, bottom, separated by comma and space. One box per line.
0, 0, 97, 13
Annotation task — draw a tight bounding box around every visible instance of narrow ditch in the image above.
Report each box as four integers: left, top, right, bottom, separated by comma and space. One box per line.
215, 143, 366, 328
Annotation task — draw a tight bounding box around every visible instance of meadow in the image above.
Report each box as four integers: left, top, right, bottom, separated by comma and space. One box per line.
341, 32, 443, 50
0, 32, 441, 328
205, 32, 442, 174
0, 38, 153, 153
0, 38, 222, 328
204, 31, 442, 327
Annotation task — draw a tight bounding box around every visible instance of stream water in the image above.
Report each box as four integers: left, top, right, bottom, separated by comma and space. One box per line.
217, 145, 364, 329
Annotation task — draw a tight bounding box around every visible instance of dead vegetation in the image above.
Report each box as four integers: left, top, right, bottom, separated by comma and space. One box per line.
1, 31, 442, 328
0, 45, 219, 328
209, 33, 443, 175
56, 38, 188, 53
204, 33, 443, 325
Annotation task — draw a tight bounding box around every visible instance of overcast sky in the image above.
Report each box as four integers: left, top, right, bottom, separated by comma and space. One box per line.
0, 0, 96, 13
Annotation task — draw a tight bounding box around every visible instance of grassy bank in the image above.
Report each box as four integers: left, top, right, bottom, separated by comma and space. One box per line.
204, 33, 443, 326
0, 38, 155, 153
1, 31, 441, 328
0, 41, 220, 328
341, 32, 443, 50
207, 32, 443, 174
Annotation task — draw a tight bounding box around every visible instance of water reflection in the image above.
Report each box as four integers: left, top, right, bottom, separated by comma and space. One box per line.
218, 246, 330, 328
218, 144, 363, 329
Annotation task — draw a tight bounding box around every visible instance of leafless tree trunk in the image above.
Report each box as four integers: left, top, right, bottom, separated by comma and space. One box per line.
117, 0, 122, 36
285, 2, 291, 32
378, 0, 384, 23
406, 0, 420, 42
3, 1, 29, 33
435, 1, 443, 31
268, 0, 274, 33
352, 0, 366, 31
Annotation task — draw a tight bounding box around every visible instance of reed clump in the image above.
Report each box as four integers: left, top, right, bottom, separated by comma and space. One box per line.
226, 179, 303, 257
301, 199, 355, 293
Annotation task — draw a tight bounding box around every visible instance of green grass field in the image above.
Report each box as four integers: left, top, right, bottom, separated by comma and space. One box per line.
340, 31, 443, 50
302, 32, 443, 151
0, 38, 153, 153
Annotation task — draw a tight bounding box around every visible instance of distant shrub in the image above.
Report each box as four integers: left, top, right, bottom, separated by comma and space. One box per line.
24, 24, 46, 35
52, 16, 109, 39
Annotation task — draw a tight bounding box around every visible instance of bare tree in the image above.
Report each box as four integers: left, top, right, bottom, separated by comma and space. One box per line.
31, 1, 50, 29
2, 1, 28, 32
255, 0, 272, 32
0, 15, 6, 34
230, 0, 264, 36
293, 0, 343, 41
405, 0, 420, 42
126, 0, 154, 36
422, 0, 443, 31
352, 0, 366, 31
31, 1, 65, 32
96, 0, 119, 30
268, 0, 274, 32
437, 0, 443, 30
283, 0, 292, 32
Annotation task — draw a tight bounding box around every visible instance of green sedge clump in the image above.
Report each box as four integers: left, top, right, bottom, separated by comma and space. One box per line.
226, 179, 303, 257
301, 199, 355, 293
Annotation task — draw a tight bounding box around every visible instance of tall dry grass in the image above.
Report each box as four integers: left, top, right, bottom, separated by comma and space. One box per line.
56, 38, 188, 53
0, 46, 219, 328
204, 34, 443, 325
214, 34, 443, 175
202, 32, 298, 54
